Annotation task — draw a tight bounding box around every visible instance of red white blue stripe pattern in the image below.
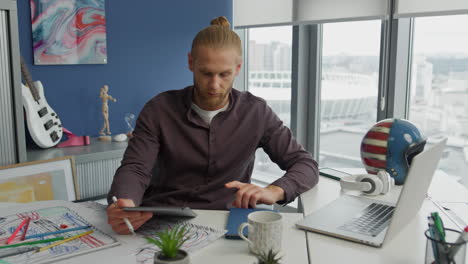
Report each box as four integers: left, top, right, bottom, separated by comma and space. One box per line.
360, 120, 394, 174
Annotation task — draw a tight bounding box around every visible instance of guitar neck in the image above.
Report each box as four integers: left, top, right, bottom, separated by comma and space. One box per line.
20, 56, 41, 102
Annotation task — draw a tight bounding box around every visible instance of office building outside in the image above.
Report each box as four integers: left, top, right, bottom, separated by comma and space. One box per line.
247, 25, 468, 189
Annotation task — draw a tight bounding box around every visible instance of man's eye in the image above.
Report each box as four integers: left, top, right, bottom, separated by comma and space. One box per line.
220, 72, 231, 78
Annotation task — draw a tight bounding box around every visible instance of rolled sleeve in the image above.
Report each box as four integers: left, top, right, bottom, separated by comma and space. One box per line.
259, 101, 319, 204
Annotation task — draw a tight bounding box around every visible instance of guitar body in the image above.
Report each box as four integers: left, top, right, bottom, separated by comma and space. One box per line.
22, 80, 63, 148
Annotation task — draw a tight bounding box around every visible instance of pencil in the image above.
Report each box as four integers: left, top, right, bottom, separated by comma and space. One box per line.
6, 218, 28, 244
36, 230, 94, 252
0, 246, 39, 259
0, 237, 65, 249
25, 225, 91, 239
20, 217, 31, 241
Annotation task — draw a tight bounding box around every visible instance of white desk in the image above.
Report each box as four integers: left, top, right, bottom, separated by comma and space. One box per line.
300, 175, 468, 264
3, 174, 466, 264
60, 211, 308, 264
0, 202, 309, 264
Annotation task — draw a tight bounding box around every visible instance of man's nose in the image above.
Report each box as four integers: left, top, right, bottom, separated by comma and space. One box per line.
208, 75, 221, 89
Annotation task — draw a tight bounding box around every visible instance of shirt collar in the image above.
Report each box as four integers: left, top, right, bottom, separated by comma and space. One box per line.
184, 86, 239, 123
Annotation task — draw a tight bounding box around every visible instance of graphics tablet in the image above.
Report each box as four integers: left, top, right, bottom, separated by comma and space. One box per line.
122, 206, 197, 218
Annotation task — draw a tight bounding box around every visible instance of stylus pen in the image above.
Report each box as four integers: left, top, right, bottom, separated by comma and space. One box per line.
112, 196, 136, 235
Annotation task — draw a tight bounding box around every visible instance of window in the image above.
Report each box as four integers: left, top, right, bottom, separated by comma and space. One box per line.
409, 15, 468, 189
319, 20, 382, 169
247, 26, 292, 184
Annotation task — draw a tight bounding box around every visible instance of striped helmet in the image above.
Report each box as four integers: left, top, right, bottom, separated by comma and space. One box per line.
360, 118, 426, 185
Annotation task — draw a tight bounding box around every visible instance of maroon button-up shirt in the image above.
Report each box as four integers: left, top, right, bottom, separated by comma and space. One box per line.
107, 86, 319, 209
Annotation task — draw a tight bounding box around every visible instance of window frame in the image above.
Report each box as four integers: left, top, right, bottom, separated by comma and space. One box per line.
235, 7, 468, 210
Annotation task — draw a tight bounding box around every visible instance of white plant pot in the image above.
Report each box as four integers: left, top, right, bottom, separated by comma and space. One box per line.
153, 250, 190, 264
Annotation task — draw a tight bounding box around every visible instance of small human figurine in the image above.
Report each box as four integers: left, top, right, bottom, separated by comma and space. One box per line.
99, 85, 117, 139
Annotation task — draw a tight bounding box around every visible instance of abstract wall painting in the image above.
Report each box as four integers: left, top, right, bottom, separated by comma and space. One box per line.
30, 0, 107, 65
0, 156, 78, 202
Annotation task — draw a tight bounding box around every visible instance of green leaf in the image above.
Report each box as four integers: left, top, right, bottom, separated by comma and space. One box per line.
145, 224, 191, 259
256, 249, 282, 264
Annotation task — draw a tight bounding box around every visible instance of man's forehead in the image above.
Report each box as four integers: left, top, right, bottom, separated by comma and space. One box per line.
194, 56, 240, 70
193, 46, 240, 58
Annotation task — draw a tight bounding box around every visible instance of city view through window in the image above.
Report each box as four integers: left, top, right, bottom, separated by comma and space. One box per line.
247, 18, 468, 190
410, 15, 468, 188
248, 26, 292, 184
319, 21, 381, 174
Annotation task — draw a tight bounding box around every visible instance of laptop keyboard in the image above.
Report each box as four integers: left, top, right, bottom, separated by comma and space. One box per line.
339, 203, 395, 237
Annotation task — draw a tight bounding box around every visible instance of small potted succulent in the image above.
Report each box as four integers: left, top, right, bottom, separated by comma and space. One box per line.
145, 224, 191, 264
255, 249, 282, 264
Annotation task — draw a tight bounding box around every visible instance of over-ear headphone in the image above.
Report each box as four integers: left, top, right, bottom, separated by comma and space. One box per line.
340, 170, 395, 196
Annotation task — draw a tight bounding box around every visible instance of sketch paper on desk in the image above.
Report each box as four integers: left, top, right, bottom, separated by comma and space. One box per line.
439, 202, 468, 227
0, 206, 119, 264
135, 219, 226, 264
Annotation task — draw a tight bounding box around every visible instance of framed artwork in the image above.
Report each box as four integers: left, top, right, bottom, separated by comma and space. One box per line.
30, 0, 107, 65
0, 156, 78, 203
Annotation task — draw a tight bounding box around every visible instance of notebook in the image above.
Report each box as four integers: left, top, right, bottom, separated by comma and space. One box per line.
224, 208, 276, 239
296, 138, 447, 247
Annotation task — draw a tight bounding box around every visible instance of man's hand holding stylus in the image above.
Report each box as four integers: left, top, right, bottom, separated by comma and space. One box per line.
106, 198, 153, 234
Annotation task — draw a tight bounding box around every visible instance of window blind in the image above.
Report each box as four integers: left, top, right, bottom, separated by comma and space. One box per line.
395, 0, 468, 18
233, 0, 388, 28
233, 0, 294, 28
295, 0, 388, 24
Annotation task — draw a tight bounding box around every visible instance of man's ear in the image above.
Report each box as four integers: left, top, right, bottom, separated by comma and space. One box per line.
234, 58, 243, 76
188, 52, 194, 72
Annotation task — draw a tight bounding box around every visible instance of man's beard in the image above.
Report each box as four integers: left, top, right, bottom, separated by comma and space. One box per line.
193, 79, 233, 110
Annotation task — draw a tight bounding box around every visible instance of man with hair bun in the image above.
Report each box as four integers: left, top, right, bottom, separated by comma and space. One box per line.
106, 16, 319, 234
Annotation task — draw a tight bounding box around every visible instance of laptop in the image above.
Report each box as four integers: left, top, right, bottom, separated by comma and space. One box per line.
295, 138, 447, 247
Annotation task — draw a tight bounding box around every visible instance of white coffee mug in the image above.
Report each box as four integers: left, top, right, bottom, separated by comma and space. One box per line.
238, 211, 282, 254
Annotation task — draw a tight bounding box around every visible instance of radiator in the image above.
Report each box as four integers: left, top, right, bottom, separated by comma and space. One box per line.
75, 158, 122, 199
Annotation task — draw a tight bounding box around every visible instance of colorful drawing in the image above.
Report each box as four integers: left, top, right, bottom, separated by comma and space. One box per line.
0, 206, 119, 264
30, 0, 107, 65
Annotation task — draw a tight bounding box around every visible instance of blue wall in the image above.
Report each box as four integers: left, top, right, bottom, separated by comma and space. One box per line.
17, 0, 232, 137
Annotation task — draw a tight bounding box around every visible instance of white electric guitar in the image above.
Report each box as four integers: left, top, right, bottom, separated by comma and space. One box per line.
20, 58, 63, 148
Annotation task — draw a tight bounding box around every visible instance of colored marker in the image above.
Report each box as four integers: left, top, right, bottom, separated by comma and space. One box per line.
0, 237, 64, 249
6, 218, 28, 244
0, 246, 39, 259
36, 230, 94, 252
20, 217, 31, 241
25, 225, 91, 239
448, 226, 468, 260
431, 212, 446, 241
427, 216, 439, 261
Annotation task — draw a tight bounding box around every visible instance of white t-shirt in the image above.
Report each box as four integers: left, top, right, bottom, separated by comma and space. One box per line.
191, 102, 229, 125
